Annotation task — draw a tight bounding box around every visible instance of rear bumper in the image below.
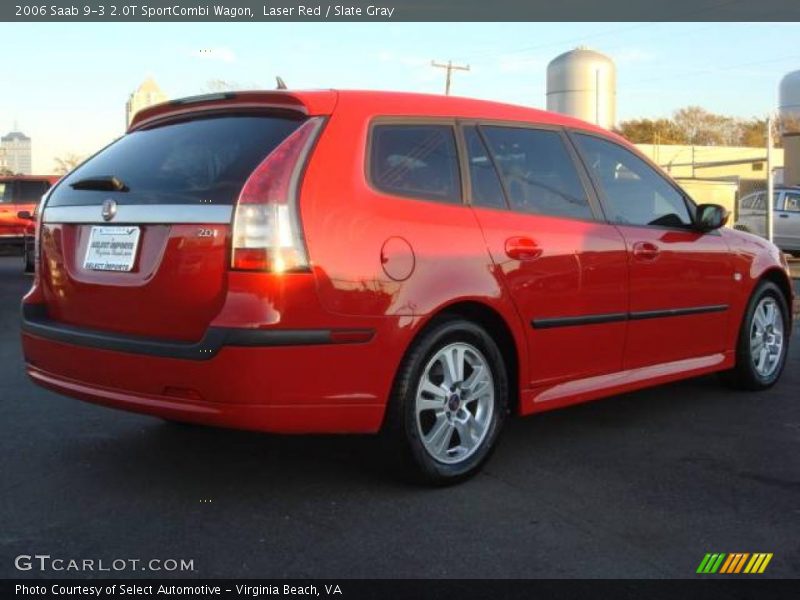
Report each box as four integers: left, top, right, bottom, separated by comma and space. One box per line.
0, 234, 24, 244
21, 314, 404, 434
22, 303, 375, 360
25, 363, 385, 433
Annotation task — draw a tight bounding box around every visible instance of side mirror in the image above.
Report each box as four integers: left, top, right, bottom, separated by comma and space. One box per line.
695, 204, 729, 232
17, 210, 33, 220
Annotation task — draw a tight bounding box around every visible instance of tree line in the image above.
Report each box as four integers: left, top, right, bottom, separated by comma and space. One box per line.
614, 106, 796, 148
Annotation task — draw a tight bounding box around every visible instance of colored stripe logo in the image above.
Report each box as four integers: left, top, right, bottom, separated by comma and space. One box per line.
697, 553, 773, 574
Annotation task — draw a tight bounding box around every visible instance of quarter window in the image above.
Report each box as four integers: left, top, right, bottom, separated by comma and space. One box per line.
575, 134, 692, 228
480, 126, 593, 220
0, 183, 10, 204
369, 124, 461, 204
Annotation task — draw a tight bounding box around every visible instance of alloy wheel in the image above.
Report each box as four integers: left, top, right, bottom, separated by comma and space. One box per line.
415, 342, 495, 465
749, 296, 785, 378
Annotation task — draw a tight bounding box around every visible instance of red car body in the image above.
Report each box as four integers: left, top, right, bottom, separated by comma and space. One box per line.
20, 91, 794, 439
0, 175, 58, 244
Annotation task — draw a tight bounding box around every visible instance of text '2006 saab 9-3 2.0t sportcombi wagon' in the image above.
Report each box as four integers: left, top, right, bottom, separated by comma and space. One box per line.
21, 90, 794, 483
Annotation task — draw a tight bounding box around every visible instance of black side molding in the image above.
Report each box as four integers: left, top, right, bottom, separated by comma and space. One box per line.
532, 304, 728, 330
21, 304, 373, 361
531, 312, 628, 329
627, 305, 729, 321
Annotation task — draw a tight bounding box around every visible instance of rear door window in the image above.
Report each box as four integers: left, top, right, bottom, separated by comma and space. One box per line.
49, 114, 305, 207
369, 124, 462, 204
480, 126, 593, 220
0, 183, 10, 204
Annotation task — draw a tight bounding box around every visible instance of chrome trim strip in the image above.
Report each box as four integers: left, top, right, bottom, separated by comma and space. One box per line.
42, 204, 233, 224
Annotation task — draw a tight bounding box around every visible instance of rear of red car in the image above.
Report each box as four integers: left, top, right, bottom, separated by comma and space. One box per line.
20, 91, 394, 433
0, 176, 56, 245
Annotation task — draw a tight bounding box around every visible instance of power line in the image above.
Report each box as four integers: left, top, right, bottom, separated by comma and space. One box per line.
431, 60, 471, 96
453, 22, 659, 63
624, 53, 800, 88
451, 1, 747, 64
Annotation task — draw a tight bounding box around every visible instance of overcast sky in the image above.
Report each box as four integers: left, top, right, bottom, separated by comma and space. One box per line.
3, 21, 800, 173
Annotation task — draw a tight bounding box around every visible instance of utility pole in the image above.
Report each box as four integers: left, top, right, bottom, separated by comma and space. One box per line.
431, 60, 470, 96
766, 115, 775, 243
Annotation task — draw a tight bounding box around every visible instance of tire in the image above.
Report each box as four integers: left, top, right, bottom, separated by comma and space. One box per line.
23, 243, 34, 273
385, 317, 508, 485
723, 281, 791, 390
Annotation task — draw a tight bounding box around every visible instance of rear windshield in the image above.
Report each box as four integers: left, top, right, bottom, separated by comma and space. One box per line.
49, 113, 304, 207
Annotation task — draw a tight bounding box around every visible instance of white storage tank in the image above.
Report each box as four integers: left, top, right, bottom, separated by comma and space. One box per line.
779, 70, 800, 186
546, 47, 616, 130
779, 70, 800, 122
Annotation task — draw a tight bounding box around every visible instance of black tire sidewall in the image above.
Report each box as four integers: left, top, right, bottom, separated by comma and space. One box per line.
394, 318, 508, 484
23, 244, 34, 273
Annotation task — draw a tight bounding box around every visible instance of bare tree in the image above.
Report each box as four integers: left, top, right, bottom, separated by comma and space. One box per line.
672, 106, 737, 145
53, 153, 84, 175
615, 118, 688, 144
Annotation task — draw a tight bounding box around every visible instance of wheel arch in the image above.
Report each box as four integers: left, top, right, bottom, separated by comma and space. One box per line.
392, 299, 526, 419
758, 267, 795, 330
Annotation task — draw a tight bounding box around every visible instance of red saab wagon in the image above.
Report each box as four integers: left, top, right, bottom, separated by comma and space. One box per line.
21, 90, 793, 482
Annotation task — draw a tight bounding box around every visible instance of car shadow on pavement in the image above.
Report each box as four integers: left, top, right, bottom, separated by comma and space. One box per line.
52, 365, 777, 495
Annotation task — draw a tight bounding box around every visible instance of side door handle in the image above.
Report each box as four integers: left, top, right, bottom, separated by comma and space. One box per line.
778, 213, 789, 218
505, 236, 542, 261
632, 241, 660, 261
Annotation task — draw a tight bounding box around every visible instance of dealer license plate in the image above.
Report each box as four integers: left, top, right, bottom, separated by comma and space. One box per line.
83, 226, 141, 272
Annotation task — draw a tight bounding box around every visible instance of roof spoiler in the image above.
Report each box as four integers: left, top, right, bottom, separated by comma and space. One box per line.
128, 90, 338, 132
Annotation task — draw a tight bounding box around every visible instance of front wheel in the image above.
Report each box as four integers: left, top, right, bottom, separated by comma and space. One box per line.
724, 281, 790, 390
385, 318, 508, 484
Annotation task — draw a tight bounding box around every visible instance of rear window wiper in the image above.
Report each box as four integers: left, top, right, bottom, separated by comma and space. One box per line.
70, 176, 129, 192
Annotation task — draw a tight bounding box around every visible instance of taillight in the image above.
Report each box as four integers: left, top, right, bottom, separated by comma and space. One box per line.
231, 117, 324, 272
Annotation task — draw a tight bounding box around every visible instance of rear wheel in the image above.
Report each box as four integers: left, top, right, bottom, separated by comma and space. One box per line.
724, 281, 790, 390
385, 318, 508, 484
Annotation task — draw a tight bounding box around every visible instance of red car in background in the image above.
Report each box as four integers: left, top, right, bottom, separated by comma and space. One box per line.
0, 175, 59, 271
20, 91, 794, 483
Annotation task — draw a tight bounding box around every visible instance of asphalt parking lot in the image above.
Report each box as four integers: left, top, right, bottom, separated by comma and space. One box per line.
0, 254, 798, 579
